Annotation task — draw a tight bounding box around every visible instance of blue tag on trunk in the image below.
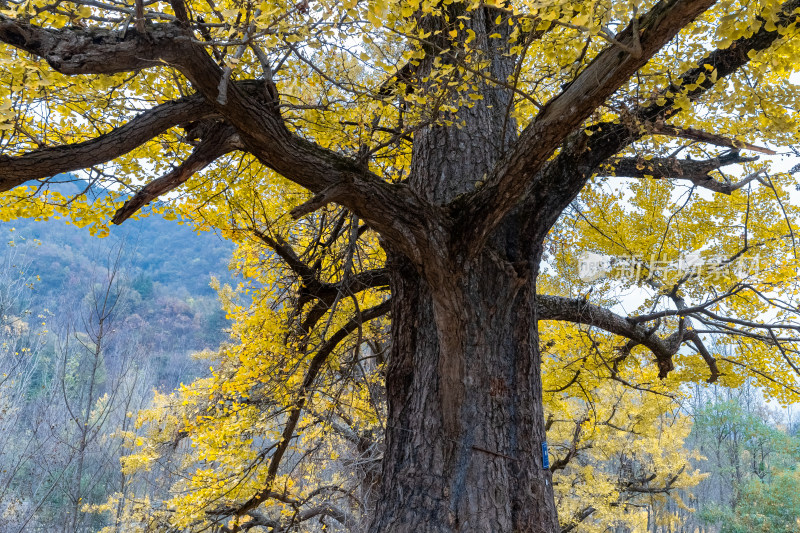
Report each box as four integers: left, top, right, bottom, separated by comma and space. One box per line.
541, 441, 550, 470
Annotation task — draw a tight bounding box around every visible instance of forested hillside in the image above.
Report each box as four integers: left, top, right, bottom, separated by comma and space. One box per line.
0, 202, 235, 531
5, 187, 234, 385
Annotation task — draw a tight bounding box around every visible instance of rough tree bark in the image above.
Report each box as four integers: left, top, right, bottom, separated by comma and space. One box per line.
369, 7, 560, 529
374, 248, 557, 532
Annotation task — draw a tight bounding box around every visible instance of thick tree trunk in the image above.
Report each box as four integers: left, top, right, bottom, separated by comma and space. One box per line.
368, 7, 559, 530
370, 245, 557, 532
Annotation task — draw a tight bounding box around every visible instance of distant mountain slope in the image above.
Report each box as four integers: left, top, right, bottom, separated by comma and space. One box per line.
21, 216, 230, 291
2, 197, 236, 386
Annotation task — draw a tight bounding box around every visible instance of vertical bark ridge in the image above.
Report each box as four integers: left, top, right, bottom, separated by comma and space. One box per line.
408, 6, 517, 204
372, 244, 557, 532
371, 4, 558, 530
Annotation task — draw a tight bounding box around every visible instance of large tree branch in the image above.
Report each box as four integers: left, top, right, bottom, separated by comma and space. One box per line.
537, 294, 684, 378
513, 0, 800, 245
604, 152, 761, 194
537, 289, 800, 384
170, 37, 439, 261
0, 94, 212, 192
0, 15, 185, 74
458, 0, 717, 252
0, 15, 439, 262
584, 0, 800, 169
111, 122, 241, 224
295, 267, 391, 336
296, 503, 357, 528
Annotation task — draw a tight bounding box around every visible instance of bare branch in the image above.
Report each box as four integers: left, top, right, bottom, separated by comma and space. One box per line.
297, 503, 357, 528
686, 331, 721, 382
250, 43, 280, 105
561, 506, 597, 533
252, 229, 317, 283
236, 503, 357, 531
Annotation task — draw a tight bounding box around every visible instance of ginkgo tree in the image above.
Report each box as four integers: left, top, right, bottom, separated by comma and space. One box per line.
2, 0, 800, 530
96, 212, 705, 532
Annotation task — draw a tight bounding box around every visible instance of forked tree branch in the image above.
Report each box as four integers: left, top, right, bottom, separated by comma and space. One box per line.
538, 285, 800, 384
251, 228, 390, 334
252, 228, 390, 298
604, 152, 762, 194
511, 0, 800, 244
0, 94, 212, 192
537, 295, 684, 378
459, 0, 718, 252
0, 15, 435, 261
111, 122, 242, 224
169, 33, 437, 258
